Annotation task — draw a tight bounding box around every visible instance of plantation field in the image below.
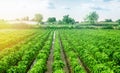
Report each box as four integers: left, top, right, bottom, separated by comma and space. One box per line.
0, 29, 120, 73
0, 29, 39, 50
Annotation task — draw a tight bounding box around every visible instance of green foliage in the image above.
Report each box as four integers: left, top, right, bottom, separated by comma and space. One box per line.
1, 29, 120, 73
116, 19, 120, 25
54, 69, 65, 73
62, 15, 75, 24
113, 66, 120, 73
47, 17, 56, 24
113, 52, 120, 62
85, 11, 99, 24
105, 19, 112, 22
34, 13, 43, 24
60, 34, 86, 73
93, 64, 114, 73
0, 30, 49, 73
29, 59, 46, 73
52, 32, 65, 73
60, 29, 120, 72
52, 60, 65, 70
95, 52, 109, 63
28, 32, 53, 73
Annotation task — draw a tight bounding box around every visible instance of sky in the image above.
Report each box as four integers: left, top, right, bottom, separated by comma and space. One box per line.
0, 0, 120, 21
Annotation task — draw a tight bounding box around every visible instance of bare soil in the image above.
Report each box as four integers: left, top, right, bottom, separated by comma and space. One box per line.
65, 36, 91, 73
45, 32, 55, 73
59, 34, 72, 73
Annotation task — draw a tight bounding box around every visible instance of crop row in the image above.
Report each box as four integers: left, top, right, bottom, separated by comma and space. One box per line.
0, 30, 50, 73
0, 29, 38, 50
0, 30, 45, 60
60, 29, 120, 73
28, 31, 53, 73
52, 31, 65, 73
1, 29, 120, 73
60, 31, 86, 73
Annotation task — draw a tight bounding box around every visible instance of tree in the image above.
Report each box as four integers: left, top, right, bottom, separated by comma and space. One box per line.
86, 11, 99, 24
62, 15, 75, 24
105, 19, 112, 22
34, 14, 43, 25
116, 19, 120, 25
47, 17, 56, 24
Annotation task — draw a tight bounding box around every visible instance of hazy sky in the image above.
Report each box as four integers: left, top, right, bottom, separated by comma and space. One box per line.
0, 0, 120, 21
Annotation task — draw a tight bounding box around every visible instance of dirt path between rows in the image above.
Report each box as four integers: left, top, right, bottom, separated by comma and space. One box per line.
64, 36, 91, 73
27, 33, 50, 73
59, 34, 71, 73
45, 32, 55, 73
59, 36, 70, 73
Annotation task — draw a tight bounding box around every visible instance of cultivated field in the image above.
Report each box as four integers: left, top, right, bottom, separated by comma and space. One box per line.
0, 29, 120, 73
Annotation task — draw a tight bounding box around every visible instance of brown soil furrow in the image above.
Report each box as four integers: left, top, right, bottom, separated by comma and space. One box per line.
27, 32, 50, 73
73, 48, 90, 73
65, 37, 91, 73
59, 38, 69, 73
45, 32, 55, 73
59, 34, 71, 73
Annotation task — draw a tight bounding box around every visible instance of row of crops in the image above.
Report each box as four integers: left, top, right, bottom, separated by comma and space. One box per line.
0, 29, 39, 50
60, 29, 120, 73
0, 29, 52, 73
0, 29, 120, 73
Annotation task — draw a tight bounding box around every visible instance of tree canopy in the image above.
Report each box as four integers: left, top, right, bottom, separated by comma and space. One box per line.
105, 19, 112, 22
34, 13, 43, 25
85, 11, 99, 24
47, 17, 56, 24
62, 15, 75, 24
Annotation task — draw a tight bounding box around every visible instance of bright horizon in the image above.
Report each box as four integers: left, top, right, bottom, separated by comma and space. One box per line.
0, 0, 120, 21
